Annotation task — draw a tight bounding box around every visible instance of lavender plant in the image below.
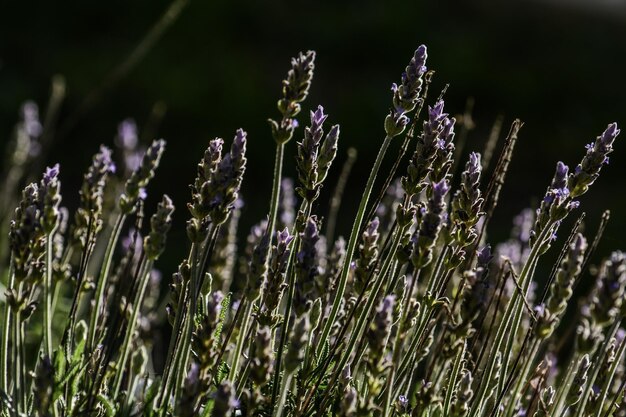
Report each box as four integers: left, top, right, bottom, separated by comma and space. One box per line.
0, 44, 623, 417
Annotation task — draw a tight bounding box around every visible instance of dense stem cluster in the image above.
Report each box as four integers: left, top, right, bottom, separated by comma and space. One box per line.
0, 45, 623, 417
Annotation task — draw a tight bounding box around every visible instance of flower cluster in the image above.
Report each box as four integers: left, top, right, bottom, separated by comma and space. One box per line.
0, 45, 623, 417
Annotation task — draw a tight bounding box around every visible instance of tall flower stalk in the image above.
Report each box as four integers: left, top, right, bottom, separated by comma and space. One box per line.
0, 45, 623, 417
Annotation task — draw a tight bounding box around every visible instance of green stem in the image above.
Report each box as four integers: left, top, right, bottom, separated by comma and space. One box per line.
0, 259, 14, 394
392, 307, 436, 400
267, 143, 285, 239
502, 337, 541, 417
13, 308, 23, 415
593, 332, 626, 417
274, 373, 294, 417
87, 213, 126, 352
551, 353, 579, 417
573, 321, 621, 417
270, 201, 311, 413
467, 224, 553, 417
112, 258, 152, 399
157, 242, 196, 411
317, 134, 395, 358
227, 301, 253, 383
317, 228, 403, 412
43, 231, 56, 358
444, 344, 466, 417
172, 243, 202, 403
383, 269, 422, 414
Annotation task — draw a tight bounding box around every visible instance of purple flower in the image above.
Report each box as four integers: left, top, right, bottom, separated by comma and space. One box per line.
432, 179, 450, 209
385, 45, 429, 136
117, 119, 138, 149
477, 244, 492, 267
568, 122, 620, 198
42, 164, 59, 186
428, 100, 447, 124
552, 161, 569, 190
21, 101, 43, 139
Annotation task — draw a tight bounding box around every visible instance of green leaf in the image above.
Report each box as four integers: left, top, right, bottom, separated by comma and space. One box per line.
97, 393, 117, 417
216, 361, 230, 385
142, 376, 160, 416
213, 292, 231, 349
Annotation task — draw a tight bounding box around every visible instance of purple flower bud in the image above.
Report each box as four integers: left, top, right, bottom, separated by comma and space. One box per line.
97, 145, 116, 175
42, 164, 59, 186
441, 117, 455, 145
428, 100, 447, 124
478, 244, 492, 267
432, 179, 450, 206
231, 129, 247, 170
552, 161, 569, 190
600, 122, 620, 147
569, 122, 620, 198
468, 152, 481, 178
21, 101, 43, 138
117, 119, 138, 149
367, 217, 380, 236
277, 228, 294, 247
310, 105, 328, 134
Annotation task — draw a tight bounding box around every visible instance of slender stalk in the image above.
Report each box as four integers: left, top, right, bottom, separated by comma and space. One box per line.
274, 373, 294, 417
317, 134, 395, 357
157, 242, 196, 411
502, 336, 541, 417
270, 202, 311, 413
384, 269, 423, 413
325, 147, 357, 245
0, 259, 14, 394
316, 228, 404, 413
87, 213, 126, 352
43, 231, 56, 358
227, 301, 253, 382
267, 143, 285, 241
393, 307, 437, 400
112, 258, 152, 399
550, 352, 580, 416
593, 334, 626, 417
468, 224, 553, 417
13, 308, 24, 415
573, 321, 621, 417
171, 243, 202, 403
298, 218, 402, 415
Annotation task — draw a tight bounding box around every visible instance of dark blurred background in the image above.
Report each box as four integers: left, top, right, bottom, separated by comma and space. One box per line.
1, 0, 625, 277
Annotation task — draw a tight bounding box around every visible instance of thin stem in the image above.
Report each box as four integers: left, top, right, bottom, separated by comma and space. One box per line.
468, 224, 552, 417
593, 333, 626, 417
0, 258, 14, 394
227, 301, 253, 382
157, 241, 196, 411
43, 230, 56, 358
384, 269, 423, 413
270, 202, 311, 413
316, 229, 403, 413
112, 258, 153, 399
87, 213, 126, 352
572, 321, 621, 417
552, 355, 580, 417
274, 373, 294, 417
325, 147, 357, 245
317, 134, 395, 357
171, 242, 202, 403
13, 308, 24, 415
267, 143, 285, 241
